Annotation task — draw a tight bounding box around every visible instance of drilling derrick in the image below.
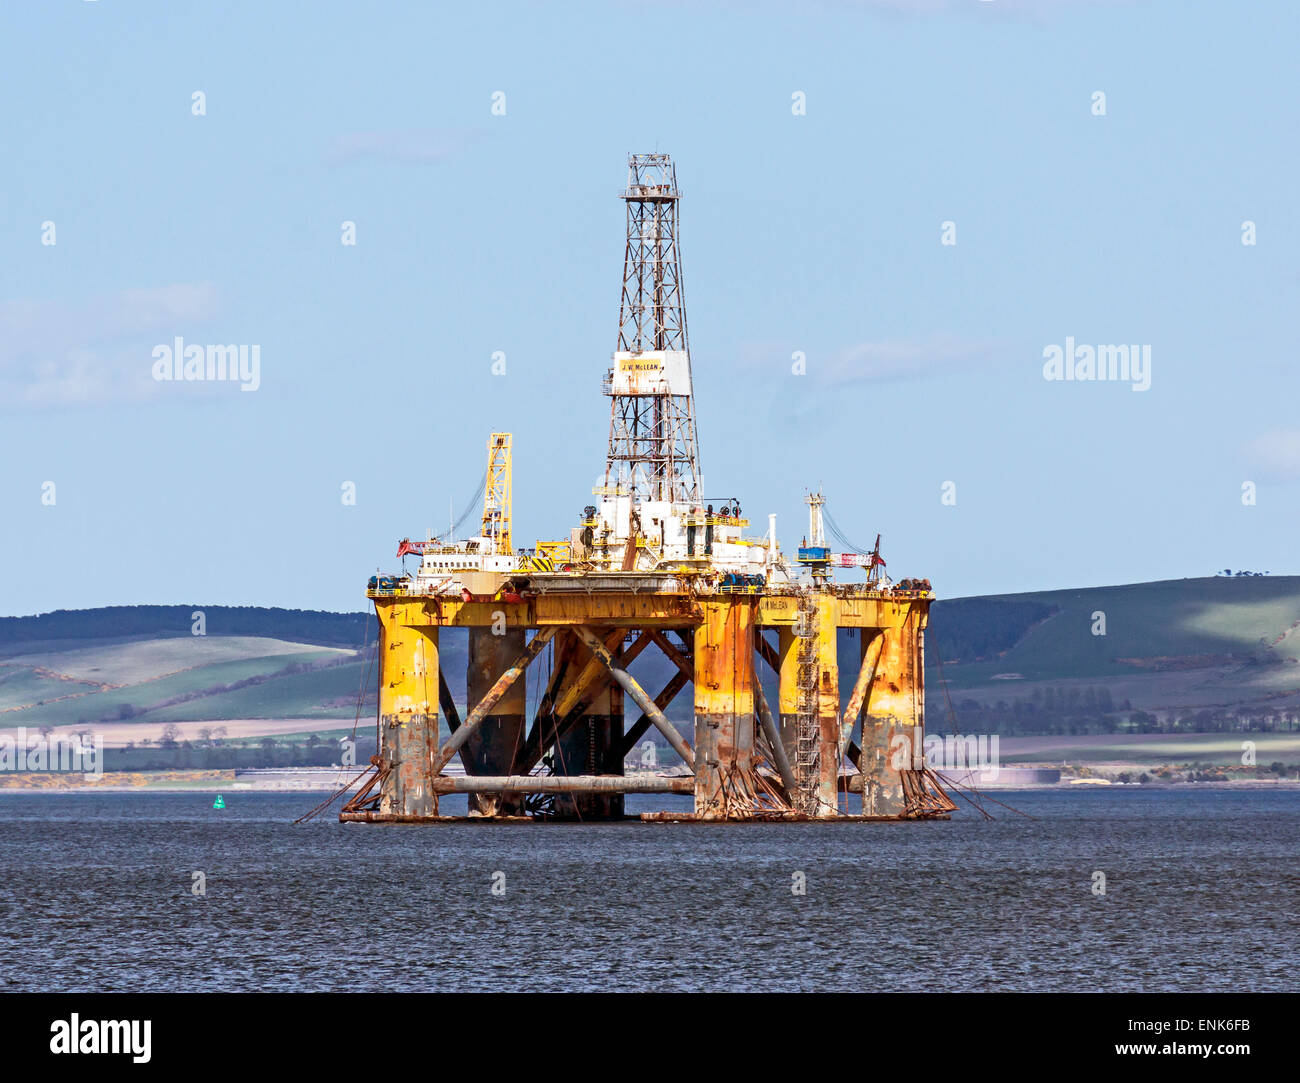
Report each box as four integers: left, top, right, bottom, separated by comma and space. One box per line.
605, 153, 702, 508
342, 153, 953, 826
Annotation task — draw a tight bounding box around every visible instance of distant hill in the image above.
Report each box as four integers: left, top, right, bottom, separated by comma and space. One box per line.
4, 576, 1299, 736
928, 575, 1300, 681
0, 607, 377, 731
0, 606, 370, 649
925, 575, 1300, 734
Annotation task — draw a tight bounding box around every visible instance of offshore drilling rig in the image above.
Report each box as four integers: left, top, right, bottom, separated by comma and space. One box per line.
342, 153, 953, 823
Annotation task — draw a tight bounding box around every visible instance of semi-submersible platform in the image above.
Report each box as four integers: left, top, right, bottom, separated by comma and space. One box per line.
341, 153, 954, 823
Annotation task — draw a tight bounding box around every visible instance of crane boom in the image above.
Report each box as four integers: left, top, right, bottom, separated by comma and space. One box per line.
481, 433, 512, 556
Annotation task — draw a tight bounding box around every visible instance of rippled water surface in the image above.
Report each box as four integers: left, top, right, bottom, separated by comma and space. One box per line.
1, 789, 1296, 991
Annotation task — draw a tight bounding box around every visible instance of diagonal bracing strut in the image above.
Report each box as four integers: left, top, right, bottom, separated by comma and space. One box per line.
838, 631, 883, 761
431, 626, 558, 775
574, 626, 695, 771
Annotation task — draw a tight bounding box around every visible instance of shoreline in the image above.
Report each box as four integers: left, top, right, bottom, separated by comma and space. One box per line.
3, 778, 1299, 795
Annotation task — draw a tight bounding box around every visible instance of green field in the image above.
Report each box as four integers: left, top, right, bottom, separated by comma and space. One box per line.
1, 642, 353, 726
0, 635, 346, 685
931, 575, 1300, 686
0, 665, 80, 711
136, 659, 370, 722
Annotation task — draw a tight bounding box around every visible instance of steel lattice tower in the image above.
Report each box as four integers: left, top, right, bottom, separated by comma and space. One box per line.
603, 153, 703, 506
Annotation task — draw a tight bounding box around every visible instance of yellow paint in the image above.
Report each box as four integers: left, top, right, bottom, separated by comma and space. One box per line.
368, 584, 930, 819
776, 626, 799, 715
378, 618, 437, 719
693, 600, 754, 717
553, 629, 625, 718
482, 433, 512, 555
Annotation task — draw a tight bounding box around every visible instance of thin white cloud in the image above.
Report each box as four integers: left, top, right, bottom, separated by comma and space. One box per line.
1244, 428, 1300, 481
0, 284, 220, 409
324, 128, 481, 166
825, 333, 999, 385
111, 284, 220, 335
744, 333, 996, 432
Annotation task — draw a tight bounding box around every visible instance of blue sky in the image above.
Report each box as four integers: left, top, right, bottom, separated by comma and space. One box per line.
2, 0, 1296, 616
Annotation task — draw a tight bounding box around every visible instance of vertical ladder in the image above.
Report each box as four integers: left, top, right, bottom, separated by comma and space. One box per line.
794, 592, 820, 815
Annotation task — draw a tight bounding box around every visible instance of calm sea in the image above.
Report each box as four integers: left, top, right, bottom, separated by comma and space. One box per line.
1, 789, 1296, 992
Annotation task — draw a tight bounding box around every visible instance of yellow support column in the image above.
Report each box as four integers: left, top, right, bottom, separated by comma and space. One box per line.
693, 599, 756, 820
776, 626, 799, 770
376, 609, 439, 818
861, 603, 926, 816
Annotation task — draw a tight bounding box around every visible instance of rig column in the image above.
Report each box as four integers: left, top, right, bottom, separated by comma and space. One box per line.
464, 627, 528, 816
561, 682, 625, 820
693, 598, 756, 819
378, 616, 439, 818
862, 604, 926, 816
551, 633, 624, 821
603, 679, 626, 818
775, 626, 799, 769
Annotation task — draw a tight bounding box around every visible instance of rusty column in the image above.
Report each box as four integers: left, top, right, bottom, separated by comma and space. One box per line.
554, 677, 624, 820
861, 605, 925, 816
581, 633, 627, 820
566, 633, 626, 821
693, 598, 756, 820
377, 619, 439, 818
604, 677, 625, 818
550, 633, 597, 819
463, 627, 527, 816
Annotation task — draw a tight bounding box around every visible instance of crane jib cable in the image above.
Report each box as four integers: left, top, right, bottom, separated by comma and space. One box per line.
822, 506, 868, 555
441, 469, 488, 539
405, 469, 488, 554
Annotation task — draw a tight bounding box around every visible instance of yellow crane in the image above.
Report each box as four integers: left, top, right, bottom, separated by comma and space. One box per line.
481, 433, 512, 556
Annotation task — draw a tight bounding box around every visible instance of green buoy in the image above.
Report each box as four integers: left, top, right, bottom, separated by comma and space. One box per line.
212, 794, 226, 809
